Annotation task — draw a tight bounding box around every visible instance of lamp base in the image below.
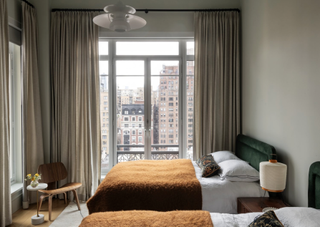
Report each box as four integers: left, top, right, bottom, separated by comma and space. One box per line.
31, 214, 44, 225
262, 207, 278, 212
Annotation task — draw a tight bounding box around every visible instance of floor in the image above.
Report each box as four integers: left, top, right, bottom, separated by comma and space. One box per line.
8, 199, 69, 227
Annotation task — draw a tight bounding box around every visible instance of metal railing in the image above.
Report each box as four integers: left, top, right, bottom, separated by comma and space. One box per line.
117, 144, 179, 163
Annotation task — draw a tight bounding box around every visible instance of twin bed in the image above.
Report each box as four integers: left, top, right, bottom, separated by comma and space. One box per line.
80, 160, 320, 226
87, 134, 276, 214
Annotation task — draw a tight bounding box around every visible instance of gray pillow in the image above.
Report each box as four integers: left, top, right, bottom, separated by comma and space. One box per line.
211, 151, 240, 163
219, 159, 259, 182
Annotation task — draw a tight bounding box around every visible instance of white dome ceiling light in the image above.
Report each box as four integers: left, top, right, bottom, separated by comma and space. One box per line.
93, 1, 146, 32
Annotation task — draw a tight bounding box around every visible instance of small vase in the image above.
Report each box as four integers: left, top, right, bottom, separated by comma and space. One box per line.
30, 180, 39, 188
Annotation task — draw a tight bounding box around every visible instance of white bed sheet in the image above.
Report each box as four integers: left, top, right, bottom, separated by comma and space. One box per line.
210, 207, 320, 227
192, 161, 267, 213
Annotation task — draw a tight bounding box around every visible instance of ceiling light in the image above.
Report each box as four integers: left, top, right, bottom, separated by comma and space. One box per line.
93, 1, 146, 32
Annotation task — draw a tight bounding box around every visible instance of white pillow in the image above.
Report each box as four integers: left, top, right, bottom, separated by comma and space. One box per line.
219, 159, 259, 182
211, 150, 240, 163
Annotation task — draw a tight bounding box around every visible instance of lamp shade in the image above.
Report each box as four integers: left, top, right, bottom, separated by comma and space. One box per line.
260, 160, 287, 192
93, 1, 146, 32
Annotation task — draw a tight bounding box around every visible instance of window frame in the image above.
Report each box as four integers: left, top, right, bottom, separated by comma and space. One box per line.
99, 38, 194, 174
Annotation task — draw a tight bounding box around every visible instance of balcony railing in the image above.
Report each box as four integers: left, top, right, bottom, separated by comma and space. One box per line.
117, 144, 179, 163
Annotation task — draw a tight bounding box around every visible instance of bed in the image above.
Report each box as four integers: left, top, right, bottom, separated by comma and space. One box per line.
80, 161, 320, 227
87, 134, 276, 214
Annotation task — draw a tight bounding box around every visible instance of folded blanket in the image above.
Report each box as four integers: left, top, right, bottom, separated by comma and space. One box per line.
87, 159, 202, 213
80, 210, 213, 227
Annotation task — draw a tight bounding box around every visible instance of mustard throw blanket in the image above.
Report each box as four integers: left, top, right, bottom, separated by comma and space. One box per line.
80, 210, 213, 227
86, 159, 202, 213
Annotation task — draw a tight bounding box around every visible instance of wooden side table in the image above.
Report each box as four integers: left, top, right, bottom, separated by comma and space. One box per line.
27, 183, 48, 225
237, 197, 290, 213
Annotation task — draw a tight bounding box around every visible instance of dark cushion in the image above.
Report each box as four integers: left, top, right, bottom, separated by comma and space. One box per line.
196, 155, 220, 178
248, 210, 284, 227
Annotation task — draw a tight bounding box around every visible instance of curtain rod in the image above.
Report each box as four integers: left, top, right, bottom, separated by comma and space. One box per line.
51, 8, 240, 13
22, 0, 34, 8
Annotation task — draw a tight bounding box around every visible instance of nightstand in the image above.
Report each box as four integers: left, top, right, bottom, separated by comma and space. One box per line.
237, 197, 290, 213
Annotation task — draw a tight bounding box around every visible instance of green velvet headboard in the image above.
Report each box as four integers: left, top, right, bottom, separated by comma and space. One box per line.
308, 161, 320, 209
235, 134, 276, 171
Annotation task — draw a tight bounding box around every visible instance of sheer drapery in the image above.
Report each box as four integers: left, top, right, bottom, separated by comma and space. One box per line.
50, 11, 101, 201
193, 11, 241, 159
0, 0, 12, 225
22, 2, 45, 205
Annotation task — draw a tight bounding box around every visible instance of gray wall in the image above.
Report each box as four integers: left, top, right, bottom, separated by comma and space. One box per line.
241, 0, 320, 206
50, 0, 240, 10
7, 0, 21, 29
29, 0, 51, 164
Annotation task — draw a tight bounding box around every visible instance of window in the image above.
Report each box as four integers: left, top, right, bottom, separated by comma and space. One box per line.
100, 39, 194, 171
9, 27, 22, 185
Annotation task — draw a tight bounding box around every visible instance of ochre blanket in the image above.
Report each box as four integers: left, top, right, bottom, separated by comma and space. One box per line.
79, 210, 213, 227
87, 159, 202, 213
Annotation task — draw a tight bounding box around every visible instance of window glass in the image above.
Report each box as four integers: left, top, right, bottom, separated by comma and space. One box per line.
116, 61, 144, 75
187, 41, 194, 55
186, 75, 194, 159
116, 42, 179, 55
100, 74, 109, 172
186, 61, 194, 75
151, 61, 179, 75
99, 61, 108, 75
9, 42, 22, 184
99, 41, 108, 55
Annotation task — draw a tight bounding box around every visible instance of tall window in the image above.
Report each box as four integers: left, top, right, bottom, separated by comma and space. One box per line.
99, 41, 109, 173
9, 26, 22, 185
186, 41, 194, 159
99, 39, 194, 174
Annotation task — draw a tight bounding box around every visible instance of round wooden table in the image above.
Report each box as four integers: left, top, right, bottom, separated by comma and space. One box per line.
27, 183, 48, 225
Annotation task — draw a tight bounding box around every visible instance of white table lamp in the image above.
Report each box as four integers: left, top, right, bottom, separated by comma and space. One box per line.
260, 157, 287, 193
260, 156, 287, 212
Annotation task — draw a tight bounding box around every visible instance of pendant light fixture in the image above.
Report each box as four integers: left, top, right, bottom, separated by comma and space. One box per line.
93, 1, 146, 32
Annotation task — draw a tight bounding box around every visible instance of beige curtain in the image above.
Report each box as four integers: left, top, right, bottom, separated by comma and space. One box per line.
0, 0, 12, 225
50, 11, 101, 201
22, 2, 45, 205
193, 11, 241, 160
